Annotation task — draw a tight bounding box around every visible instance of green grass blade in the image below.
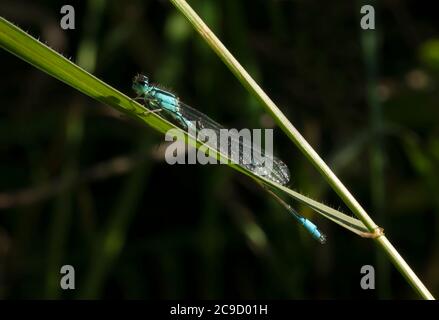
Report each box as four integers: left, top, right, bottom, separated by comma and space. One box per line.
0, 16, 370, 237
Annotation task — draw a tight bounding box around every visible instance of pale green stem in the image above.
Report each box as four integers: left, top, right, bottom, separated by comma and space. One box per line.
169, 0, 435, 300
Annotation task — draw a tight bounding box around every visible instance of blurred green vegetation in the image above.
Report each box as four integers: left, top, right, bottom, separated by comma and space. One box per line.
0, 0, 438, 299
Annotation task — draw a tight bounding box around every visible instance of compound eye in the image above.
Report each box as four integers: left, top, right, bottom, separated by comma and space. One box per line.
134, 74, 148, 85
140, 74, 148, 84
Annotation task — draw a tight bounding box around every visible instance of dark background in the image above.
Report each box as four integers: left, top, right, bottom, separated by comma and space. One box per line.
0, 0, 438, 299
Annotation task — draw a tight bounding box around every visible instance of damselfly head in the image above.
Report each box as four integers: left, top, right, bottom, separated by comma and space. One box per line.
133, 73, 149, 86
132, 74, 150, 96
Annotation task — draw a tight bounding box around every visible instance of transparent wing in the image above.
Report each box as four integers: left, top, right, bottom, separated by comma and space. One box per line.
178, 102, 291, 186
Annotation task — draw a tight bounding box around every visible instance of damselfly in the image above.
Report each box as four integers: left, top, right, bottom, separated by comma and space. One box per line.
132, 74, 326, 244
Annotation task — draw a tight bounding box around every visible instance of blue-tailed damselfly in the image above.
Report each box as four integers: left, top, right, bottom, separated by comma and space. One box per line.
132, 74, 326, 244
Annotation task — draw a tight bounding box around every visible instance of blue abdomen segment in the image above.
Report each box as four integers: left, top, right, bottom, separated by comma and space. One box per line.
298, 216, 326, 244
